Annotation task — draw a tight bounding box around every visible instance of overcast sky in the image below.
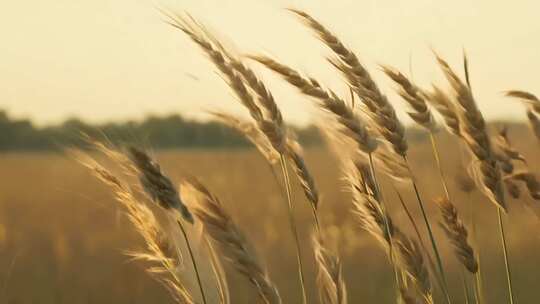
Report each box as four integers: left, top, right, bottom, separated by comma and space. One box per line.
1, 0, 538, 126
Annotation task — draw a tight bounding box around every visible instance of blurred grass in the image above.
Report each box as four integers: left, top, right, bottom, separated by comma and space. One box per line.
0, 131, 539, 303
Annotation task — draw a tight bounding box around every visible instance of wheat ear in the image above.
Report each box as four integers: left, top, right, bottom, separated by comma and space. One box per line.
249, 55, 377, 154
126, 147, 207, 304
436, 52, 513, 303
288, 9, 406, 157
75, 153, 194, 304
183, 177, 282, 304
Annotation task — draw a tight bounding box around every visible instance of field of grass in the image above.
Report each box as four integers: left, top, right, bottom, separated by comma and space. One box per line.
0, 130, 539, 303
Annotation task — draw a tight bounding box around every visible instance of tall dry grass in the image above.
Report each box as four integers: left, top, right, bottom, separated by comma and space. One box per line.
9, 6, 538, 304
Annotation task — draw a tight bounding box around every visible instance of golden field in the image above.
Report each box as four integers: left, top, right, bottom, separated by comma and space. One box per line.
0, 131, 539, 304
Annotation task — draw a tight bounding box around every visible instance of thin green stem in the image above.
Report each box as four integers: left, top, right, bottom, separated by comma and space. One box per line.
368, 153, 400, 298
279, 155, 308, 304
404, 156, 452, 304
497, 207, 515, 304
177, 220, 208, 304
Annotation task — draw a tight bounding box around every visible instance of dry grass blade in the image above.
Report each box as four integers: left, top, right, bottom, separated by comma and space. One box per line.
126, 146, 194, 223
208, 111, 280, 165
381, 65, 436, 131
426, 85, 461, 136
182, 177, 282, 304
436, 198, 478, 273
313, 235, 347, 304
435, 52, 506, 211
249, 55, 377, 154
288, 9, 407, 156
74, 152, 194, 304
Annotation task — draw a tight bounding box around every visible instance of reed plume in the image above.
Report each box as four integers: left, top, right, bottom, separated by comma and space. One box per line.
182, 177, 282, 304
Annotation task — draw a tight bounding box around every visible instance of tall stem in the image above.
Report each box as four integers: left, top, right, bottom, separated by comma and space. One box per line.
394, 187, 444, 294
429, 132, 450, 199
404, 156, 452, 304
368, 153, 400, 297
497, 207, 515, 304
177, 220, 208, 304
279, 155, 308, 304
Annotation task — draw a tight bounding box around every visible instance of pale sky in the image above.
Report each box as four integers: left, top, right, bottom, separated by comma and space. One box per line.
1, 0, 539, 126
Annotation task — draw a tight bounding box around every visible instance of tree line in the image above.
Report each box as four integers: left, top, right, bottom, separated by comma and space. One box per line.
0, 110, 322, 151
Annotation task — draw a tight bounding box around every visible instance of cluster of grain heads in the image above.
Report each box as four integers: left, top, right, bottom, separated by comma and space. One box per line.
435, 53, 515, 303
248, 55, 377, 155
288, 9, 407, 157
73, 149, 195, 304
164, 12, 321, 303
435, 53, 506, 211
181, 177, 282, 304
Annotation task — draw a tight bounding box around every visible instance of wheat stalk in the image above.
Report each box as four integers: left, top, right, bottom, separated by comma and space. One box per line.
125, 147, 206, 304
182, 177, 282, 304
288, 9, 407, 157
208, 111, 280, 165
436, 198, 478, 274
74, 152, 194, 304
313, 235, 347, 304
249, 55, 377, 155
436, 52, 514, 303
381, 65, 436, 131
